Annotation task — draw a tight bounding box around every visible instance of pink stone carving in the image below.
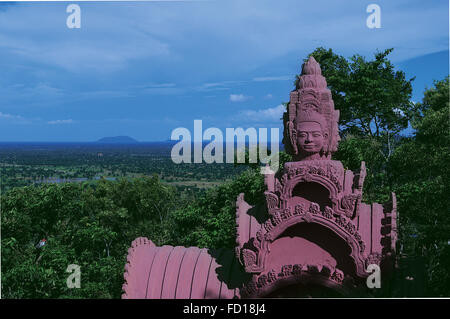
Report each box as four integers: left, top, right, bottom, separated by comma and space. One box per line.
123, 56, 398, 298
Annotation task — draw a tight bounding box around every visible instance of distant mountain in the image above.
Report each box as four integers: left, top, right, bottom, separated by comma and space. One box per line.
96, 136, 139, 144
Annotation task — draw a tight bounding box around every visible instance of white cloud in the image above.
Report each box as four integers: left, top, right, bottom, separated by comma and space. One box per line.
230, 94, 250, 102
195, 81, 244, 92
240, 104, 285, 122
47, 119, 74, 125
0, 112, 22, 119
0, 0, 447, 77
253, 76, 292, 82
0, 112, 34, 124
0, 5, 171, 73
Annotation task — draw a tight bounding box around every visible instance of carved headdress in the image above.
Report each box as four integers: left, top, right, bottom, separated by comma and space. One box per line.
283, 56, 340, 160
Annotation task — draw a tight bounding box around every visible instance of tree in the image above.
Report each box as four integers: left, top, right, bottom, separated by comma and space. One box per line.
300, 47, 415, 141
388, 77, 450, 296
167, 168, 264, 249
1, 177, 180, 298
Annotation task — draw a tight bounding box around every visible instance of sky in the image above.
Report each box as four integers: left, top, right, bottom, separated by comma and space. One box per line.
0, 0, 448, 142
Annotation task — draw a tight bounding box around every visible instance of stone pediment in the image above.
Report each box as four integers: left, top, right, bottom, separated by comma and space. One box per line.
267, 160, 365, 219
235, 191, 367, 279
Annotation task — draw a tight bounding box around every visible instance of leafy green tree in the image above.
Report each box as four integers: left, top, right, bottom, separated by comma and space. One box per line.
167, 168, 265, 249
388, 77, 450, 296
301, 47, 415, 140
1, 177, 179, 298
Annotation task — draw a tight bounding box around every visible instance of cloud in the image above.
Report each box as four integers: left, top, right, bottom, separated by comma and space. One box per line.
0, 112, 22, 120
0, 0, 447, 78
195, 81, 243, 92
230, 94, 250, 102
253, 76, 292, 82
0, 5, 171, 73
239, 104, 285, 122
0, 112, 33, 124
47, 119, 74, 125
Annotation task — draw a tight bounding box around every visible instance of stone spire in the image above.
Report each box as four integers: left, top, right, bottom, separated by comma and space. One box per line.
283, 56, 340, 160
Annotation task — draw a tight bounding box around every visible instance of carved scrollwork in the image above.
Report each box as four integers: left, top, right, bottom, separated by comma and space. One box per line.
279, 265, 294, 278
281, 207, 293, 219
267, 270, 277, 283
331, 269, 344, 283
335, 215, 347, 228
292, 264, 303, 275
273, 211, 283, 225
340, 194, 360, 218
264, 191, 279, 214
294, 203, 306, 216
322, 206, 334, 219
309, 202, 320, 214
264, 219, 274, 233
257, 274, 267, 288
240, 200, 366, 278
241, 249, 257, 269
365, 253, 382, 267
243, 264, 345, 298
345, 222, 356, 235
245, 279, 258, 296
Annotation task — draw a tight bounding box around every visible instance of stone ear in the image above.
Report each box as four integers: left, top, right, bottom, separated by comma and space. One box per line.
288, 122, 298, 155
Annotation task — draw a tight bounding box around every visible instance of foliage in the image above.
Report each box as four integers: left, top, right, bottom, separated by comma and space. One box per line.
303, 47, 415, 140
167, 168, 264, 249
1, 168, 264, 298
1, 176, 178, 298
387, 77, 450, 296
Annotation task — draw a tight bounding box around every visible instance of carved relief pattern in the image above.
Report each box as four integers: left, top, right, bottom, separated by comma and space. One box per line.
365, 253, 382, 267
264, 192, 279, 214
242, 264, 346, 297
240, 200, 366, 274
242, 249, 257, 269
340, 194, 360, 218
281, 162, 343, 192
330, 268, 344, 284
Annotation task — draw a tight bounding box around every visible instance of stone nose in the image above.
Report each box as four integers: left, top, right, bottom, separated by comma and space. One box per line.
304, 133, 313, 142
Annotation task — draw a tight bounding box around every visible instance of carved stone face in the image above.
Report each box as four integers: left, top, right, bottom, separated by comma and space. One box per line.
297, 121, 325, 154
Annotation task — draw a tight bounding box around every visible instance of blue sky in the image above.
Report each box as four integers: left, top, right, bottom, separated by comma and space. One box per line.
0, 0, 448, 142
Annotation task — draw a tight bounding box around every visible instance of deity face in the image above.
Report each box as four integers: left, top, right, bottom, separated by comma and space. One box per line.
296, 121, 325, 154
